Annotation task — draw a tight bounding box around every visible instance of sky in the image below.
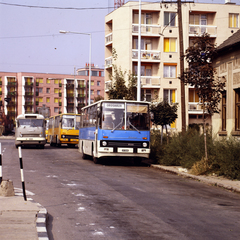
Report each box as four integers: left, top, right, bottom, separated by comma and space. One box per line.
0, 0, 239, 75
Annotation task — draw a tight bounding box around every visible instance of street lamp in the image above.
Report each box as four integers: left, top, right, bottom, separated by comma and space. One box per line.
59, 30, 92, 106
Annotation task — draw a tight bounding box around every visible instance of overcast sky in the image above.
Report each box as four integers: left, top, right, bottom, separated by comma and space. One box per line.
0, 0, 239, 75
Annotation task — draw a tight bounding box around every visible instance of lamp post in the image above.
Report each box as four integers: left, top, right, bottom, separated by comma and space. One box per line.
137, 0, 141, 101
59, 30, 92, 106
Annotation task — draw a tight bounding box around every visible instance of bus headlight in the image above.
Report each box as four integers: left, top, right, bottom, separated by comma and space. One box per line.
62, 135, 65, 138
102, 141, 107, 147
39, 134, 43, 137
19, 133, 22, 137
142, 142, 147, 148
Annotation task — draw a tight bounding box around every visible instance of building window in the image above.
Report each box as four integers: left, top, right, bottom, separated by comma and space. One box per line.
54, 79, 59, 84
97, 81, 100, 86
91, 90, 94, 95
54, 107, 59, 113
163, 64, 176, 78
54, 88, 59, 94
46, 88, 50, 94
46, 79, 50, 84
164, 38, 176, 52
222, 91, 226, 131
229, 13, 239, 28
189, 89, 199, 103
164, 12, 176, 26
54, 98, 59, 103
164, 89, 176, 104
91, 81, 94, 86
39, 88, 43, 93
36, 78, 43, 84
235, 89, 240, 131
39, 97, 43, 103
46, 97, 50, 103
97, 90, 100, 95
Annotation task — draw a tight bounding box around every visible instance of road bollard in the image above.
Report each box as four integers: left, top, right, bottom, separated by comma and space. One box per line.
18, 146, 27, 201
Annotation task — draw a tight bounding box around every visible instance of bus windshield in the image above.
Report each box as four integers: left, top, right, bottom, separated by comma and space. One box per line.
101, 102, 150, 131
18, 119, 44, 127
62, 115, 80, 130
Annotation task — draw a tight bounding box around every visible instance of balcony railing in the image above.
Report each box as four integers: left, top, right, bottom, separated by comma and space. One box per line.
132, 24, 161, 36
105, 33, 113, 45
25, 82, 33, 86
77, 84, 85, 89
67, 102, 74, 106
59, 83, 62, 87
189, 25, 217, 37
25, 102, 33, 106
188, 102, 204, 112
25, 92, 33, 96
67, 93, 74, 98
77, 103, 85, 108
66, 83, 74, 88
7, 82, 17, 86
59, 92, 62, 97
141, 76, 161, 87
105, 56, 113, 69
77, 94, 85, 98
132, 50, 160, 61
105, 81, 112, 92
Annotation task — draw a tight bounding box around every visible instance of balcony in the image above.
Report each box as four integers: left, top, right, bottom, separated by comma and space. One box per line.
105, 81, 112, 92
188, 102, 205, 114
77, 84, 85, 89
7, 91, 17, 97
59, 102, 62, 106
66, 83, 74, 89
132, 50, 160, 62
59, 83, 62, 87
77, 93, 85, 98
105, 33, 113, 46
67, 102, 74, 106
25, 101, 33, 106
8, 111, 16, 116
132, 24, 161, 37
36, 82, 39, 86
105, 56, 113, 69
7, 82, 17, 86
59, 92, 62, 97
25, 82, 33, 86
7, 101, 16, 106
189, 25, 217, 37
141, 76, 160, 88
67, 93, 74, 98
25, 92, 33, 96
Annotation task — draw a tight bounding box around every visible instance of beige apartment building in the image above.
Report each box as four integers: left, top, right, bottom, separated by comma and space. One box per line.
105, 1, 240, 132
0, 64, 104, 129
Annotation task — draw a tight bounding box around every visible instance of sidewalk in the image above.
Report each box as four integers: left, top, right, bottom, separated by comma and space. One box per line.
0, 188, 48, 240
150, 164, 240, 193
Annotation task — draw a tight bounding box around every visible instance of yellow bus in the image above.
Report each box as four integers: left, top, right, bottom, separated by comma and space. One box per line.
48, 113, 81, 147
45, 118, 49, 142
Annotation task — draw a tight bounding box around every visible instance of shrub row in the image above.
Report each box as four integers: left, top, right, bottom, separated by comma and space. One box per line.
150, 129, 240, 180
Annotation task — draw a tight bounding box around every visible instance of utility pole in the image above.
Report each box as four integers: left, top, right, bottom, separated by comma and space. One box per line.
162, 0, 193, 133
177, 0, 186, 133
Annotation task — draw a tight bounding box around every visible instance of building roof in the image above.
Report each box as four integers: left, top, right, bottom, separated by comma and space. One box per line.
217, 29, 240, 52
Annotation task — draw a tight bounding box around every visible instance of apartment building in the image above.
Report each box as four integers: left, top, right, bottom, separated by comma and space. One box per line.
0, 64, 104, 126
105, 1, 240, 132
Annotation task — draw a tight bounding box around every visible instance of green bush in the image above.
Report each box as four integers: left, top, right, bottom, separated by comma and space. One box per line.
150, 128, 240, 180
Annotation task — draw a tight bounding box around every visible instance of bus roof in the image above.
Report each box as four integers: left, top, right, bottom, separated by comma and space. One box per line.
16, 113, 45, 119
81, 99, 151, 111
49, 113, 81, 119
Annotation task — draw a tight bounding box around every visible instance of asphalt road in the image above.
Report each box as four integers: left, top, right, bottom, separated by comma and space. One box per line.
1, 139, 240, 240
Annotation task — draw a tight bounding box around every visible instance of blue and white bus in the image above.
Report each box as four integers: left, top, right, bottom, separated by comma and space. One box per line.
78, 100, 151, 164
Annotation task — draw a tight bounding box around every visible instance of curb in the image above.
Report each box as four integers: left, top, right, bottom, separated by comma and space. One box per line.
150, 164, 240, 194
27, 197, 49, 240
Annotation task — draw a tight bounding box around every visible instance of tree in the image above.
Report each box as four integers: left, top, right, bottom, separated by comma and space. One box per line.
94, 95, 104, 102
183, 33, 225, 160
108, 65, 137, 100
150, 100, 178, 144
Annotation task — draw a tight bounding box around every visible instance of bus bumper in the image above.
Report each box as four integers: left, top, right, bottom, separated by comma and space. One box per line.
15, 137, 46, 146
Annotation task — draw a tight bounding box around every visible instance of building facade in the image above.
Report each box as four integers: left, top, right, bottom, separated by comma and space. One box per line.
105, 1, 240, 132
212, 29, 240, 139
0, 64, 104, 127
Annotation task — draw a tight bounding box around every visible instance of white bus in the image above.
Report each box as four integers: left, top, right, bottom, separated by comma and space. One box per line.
15, 114, 46, 148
